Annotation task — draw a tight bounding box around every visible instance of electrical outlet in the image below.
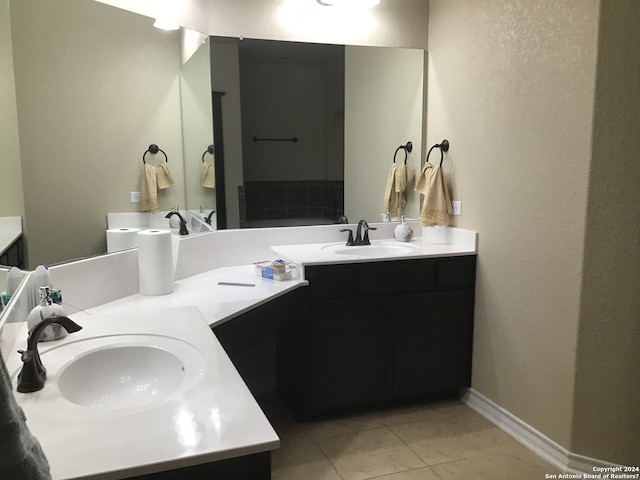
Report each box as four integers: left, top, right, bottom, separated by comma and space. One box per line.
130, 191, 141, 203
451, 200, 462, 216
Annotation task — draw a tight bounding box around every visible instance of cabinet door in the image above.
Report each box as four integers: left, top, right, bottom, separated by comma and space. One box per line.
394, 289, 474, 400
309, 297, 394, 415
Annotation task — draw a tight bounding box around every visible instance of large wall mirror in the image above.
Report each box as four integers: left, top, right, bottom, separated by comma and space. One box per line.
184, 36, 425, 230
2, 0, 426, 268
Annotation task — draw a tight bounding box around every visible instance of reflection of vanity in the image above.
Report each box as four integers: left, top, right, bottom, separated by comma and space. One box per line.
0, 217, 24, 268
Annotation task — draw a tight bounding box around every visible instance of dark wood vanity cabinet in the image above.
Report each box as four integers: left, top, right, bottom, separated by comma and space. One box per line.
308, 296, 394, 413
279, 255, 476, 420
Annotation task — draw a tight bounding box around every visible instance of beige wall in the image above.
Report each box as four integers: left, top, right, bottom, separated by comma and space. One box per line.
572, 0, 640, 464
429, 0, 640, 464
428, 0, 598, 452
181, 38, 215, 213
345, 46, 425, 222
0, 0, 24, 219
11, 0, 185, 267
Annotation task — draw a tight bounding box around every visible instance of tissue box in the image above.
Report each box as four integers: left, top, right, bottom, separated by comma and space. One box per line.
254, 259, 297, 281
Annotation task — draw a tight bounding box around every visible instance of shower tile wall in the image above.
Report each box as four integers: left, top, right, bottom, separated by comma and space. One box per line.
244, 180, 344, 222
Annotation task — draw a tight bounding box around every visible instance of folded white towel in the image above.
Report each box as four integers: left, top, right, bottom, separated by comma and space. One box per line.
0, 354, 51, 479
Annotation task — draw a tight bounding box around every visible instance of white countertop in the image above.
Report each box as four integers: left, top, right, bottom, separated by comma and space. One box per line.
84, 264, 306, 328
0, 216, 22, 256
271, 232, 477, 268
8, 266, 306, 479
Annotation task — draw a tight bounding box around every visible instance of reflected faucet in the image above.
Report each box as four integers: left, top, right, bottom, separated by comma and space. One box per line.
354, 219, 376, 246
204, 210, 216, 226
165, 211, 189, 235
16, 316, 82, 393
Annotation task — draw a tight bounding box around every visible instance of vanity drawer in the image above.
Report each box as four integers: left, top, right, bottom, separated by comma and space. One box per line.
436, 256, 476, 290
305, 264, 360, 299
360, 259, 437, 295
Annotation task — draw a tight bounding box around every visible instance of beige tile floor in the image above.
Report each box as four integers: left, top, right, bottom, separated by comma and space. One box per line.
257, 395, 561, 480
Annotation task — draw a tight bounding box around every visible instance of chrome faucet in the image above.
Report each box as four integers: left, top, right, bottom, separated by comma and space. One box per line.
16, 316, 82, 393
165, 211, 189, 235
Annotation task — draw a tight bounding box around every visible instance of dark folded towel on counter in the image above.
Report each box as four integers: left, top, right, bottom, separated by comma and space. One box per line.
0, 353, 51, 479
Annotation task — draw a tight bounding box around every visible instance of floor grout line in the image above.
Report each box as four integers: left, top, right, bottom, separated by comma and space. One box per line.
313, 437, 346, 480
266, 395, 560, 479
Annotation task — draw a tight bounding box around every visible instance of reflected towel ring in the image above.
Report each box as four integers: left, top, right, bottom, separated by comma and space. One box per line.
393, 141, 413, 164
142, 144, 168, 164
426, 139, 450, 167
202, 144, 214, 163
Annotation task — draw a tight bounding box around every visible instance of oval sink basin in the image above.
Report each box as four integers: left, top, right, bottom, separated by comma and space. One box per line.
17, 334, 209, 412
319, 241, 420, 257
58, 345, 186, 410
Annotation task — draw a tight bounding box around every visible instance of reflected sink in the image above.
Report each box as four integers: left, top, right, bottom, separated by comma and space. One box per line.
59, 345, 186, 410
22, 334, 206, 412
321, 241, 420, 258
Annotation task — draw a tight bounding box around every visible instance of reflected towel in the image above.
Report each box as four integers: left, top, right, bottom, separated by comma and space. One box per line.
383, 164, 414, 217
140, 164, 159, 213
415, 163, 451, 227
200, 163, 215, 189
0, 353, 51, 479
157, 162, 174, 190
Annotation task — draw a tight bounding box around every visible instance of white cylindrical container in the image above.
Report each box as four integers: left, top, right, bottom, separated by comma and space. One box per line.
7, 267, 26, 296
106, 227, 141, 253
137, 229, 174, 296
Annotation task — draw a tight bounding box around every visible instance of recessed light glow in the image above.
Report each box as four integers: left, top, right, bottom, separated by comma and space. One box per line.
153, 18, 180, 31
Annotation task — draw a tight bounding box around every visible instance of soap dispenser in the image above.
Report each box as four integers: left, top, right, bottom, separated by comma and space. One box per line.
394, 215, 414, 242
27, 287, 69, 342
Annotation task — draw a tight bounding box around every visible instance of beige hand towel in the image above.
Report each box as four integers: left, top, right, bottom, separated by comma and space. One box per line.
157, 162, 174, 190
140, 163, 159, 213
383, 164, 415, 217
415, 163, 452, 227
200, 163, 215, 188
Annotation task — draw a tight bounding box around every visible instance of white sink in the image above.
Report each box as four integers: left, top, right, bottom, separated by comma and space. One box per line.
16, 334, 206, 412
59, 344, 190, 410
321, 241, 420, 258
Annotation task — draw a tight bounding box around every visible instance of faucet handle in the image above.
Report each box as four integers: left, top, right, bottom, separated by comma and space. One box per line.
339, 228, 355, 246
17, 349, 33, 363
362, 226, 376, 245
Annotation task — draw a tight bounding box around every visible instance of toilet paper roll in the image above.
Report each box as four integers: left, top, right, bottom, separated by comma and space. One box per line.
106, 228, 141, 253
137, 229, 174, 296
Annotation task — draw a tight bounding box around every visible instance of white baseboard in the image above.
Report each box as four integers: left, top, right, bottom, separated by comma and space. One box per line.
461, 388, 626, 474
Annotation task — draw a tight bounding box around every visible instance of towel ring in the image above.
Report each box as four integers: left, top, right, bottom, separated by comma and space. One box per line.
142, 144, 168, 164
393, 141, 413, 164
426, 139, 450, 167
202, 144, 214, 163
